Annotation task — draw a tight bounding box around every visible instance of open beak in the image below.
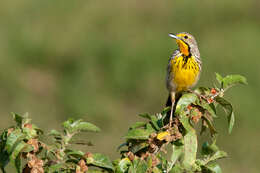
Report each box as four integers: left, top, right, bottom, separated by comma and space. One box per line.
169, 33, 181, 40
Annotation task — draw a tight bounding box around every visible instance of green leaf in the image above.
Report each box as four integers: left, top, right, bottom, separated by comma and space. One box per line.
66, 158, 79, 164
202, 115, 217, 136
21, 144, 34, 153
150, 115, 160, 131
49, 129, 61, 136
124, 128, 154, 140
22, 127, 38, 139
222, 74, 247, 89
0, 150, 9, 172
175, 111, 197, 169
86, 153, 114, 171
129, 142, 149, 154
114, 158, 131, 173
200, 119, 207, 135
63, 119, 100, 134
176, 93, 197, 113
215, 73, 223, 86
168, 145, 184, 171
183, 130, 197, 169
208, 151, 227, 163
138, 113, 152, 120
215, 97, 235, 133
228, 112, 235, 134
10, 142, 29, 173
152, 167, 162, 173
169, 162, 185, 173
201, 141, 219, 156
215, 73, 247, 90
146, 155, 153, 168
73, 121, 100, 132
170, 145, 183, 165
177, 93, 198, 134
194, 87, 211, 95
138, 113, 160, 131
209, 104, 217, 117
135, 159, 148, 172
129, 122, 147, 129
179, 112, 193, 132
161, 106, 171, 116
158, 153, 168, 171
10, 141, 26, 163
31, 125, 43, 135
47, 163, 64, 172
203, 163, 222, 173
21, 112, 31, 125
5, 129, 24, 153
87, 170, 106, 173
117, 143, 128, 151
200, 141, 227, 166
12, 113, 23, 127
146, 123, 155, 131
196, 100, 217, 118
65, 149, 84, 158
15, 156, 21, 173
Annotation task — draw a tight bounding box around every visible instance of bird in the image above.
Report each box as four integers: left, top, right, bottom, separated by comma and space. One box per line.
166, 32, 202, 126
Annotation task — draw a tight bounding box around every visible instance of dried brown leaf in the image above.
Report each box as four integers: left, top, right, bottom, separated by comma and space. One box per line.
27, 139, 39, 152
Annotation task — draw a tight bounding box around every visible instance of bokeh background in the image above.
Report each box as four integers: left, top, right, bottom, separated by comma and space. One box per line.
0, 0, 259, 172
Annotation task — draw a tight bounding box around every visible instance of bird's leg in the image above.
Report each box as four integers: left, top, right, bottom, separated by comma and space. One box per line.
169, 92, 175, 127
169, 102, 174, 127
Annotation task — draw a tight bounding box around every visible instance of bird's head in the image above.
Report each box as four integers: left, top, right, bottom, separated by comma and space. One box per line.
169, 32, 199, 57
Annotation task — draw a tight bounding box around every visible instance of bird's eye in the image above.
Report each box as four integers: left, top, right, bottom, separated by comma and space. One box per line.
184, 35, 188, 39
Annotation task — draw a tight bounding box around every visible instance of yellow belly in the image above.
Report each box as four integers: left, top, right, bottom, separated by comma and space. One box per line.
171, 56, 200, 91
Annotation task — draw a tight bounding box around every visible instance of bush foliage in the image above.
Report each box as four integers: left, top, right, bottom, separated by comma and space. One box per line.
0, 73, 246, 173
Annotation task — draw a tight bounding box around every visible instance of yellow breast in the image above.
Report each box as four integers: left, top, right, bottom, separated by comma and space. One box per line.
171, 56, 200, 91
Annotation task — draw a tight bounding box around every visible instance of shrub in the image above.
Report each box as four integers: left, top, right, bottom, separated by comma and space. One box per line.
0, 73, 247, 173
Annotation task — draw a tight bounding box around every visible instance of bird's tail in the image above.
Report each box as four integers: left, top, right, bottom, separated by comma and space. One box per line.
165, 94, 172, 108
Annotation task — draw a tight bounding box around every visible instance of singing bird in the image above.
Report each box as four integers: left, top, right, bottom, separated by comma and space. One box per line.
166, 32, 201, 125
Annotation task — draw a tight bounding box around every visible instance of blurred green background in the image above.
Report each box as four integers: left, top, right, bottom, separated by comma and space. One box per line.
0, 0, 259, 172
